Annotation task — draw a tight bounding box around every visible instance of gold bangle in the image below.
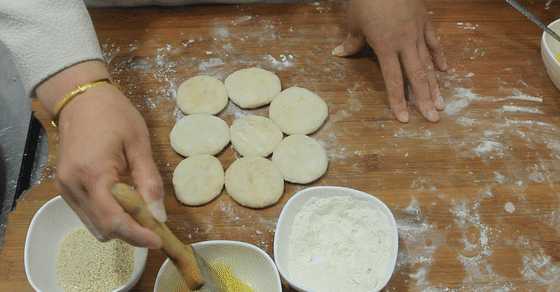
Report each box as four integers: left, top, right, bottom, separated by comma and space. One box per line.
51, 78, 111, 128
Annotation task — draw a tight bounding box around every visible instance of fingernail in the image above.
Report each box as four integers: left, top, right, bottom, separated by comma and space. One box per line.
82, 217, 107, 241
332, 45, 345, 56
398, 111, 409, 123
147, 199, 167, 223
427, 109, 440, 122
435, 95, 445, 110
90, 227, 108, 242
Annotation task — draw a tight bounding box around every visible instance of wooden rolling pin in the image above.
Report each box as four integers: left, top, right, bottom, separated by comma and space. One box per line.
111, 183, 212, 291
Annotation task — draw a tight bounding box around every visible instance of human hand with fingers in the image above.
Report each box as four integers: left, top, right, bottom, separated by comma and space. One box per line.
333, 0, 448, 123
37, 61, 167, 248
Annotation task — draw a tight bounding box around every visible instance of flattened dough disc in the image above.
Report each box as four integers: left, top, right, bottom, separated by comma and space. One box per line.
225, 157, 284, 208
230, 115, 283, 157
269, 87, 328, 135
225, 67, 281, 109
173, 155, 224, 206
272, 135, 328, 184
177, 75, 228, 115
170, 114, 230, 156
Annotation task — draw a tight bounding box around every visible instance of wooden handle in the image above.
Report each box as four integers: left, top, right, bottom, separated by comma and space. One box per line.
111, 183, 205, 290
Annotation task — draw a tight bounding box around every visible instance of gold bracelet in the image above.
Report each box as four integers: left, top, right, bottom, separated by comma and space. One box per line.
51, 78, 111, 128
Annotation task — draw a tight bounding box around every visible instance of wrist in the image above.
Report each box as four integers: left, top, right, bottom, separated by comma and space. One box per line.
37, 60, 111, 118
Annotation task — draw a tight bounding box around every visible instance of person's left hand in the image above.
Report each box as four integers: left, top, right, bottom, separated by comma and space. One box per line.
333, 0, 448, 123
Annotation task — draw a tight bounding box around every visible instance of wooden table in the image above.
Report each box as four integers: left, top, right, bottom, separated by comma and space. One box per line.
2, 0, 560, 290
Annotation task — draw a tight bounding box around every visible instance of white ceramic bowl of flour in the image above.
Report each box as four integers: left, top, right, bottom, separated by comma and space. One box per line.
24, 196, 148, 292
274, 186, 399, 292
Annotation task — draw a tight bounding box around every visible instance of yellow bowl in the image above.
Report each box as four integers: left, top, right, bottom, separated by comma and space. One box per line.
542, 18, 560, 90
154, 240, 282, 292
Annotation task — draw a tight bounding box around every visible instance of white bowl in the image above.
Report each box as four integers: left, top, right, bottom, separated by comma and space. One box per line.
542, 18, 560, 90
274, 186, 399, 292
154, 240, 282, 292
24, 196, 148, 292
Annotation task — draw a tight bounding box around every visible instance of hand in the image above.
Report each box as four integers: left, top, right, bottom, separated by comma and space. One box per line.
333, 0, 448, 123
37, 61, 166, 248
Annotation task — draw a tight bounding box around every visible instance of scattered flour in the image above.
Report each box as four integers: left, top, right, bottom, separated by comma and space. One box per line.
450, 200, 496, 284
473, 140, 504, 158
404, 197, 421, 216
527, 164, 546, 183
481, 186, 494, 198
198, 58, 225, 71
223, 101, 248, 120
287, 196, 395, 292
494, 171, 506, 184
521, 247, 560, 286
213, 26, 230, 38
263, 54, 294, 70
394, 128, 433, 140
231, 15, 253, 25
457, 22, 480, 31
503, 89, 543, 103
396, 198, 444, 290
456, 116, 476, 127
444, 88, 481, 116
409, 266, 430, 288
504, 202, 516, 214
500, 105, 543, 114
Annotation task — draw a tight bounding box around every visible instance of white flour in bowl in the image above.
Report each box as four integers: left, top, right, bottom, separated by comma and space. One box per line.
287, 196, 395, 292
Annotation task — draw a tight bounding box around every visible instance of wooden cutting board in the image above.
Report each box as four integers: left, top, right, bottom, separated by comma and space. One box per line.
2, 1, 560, 290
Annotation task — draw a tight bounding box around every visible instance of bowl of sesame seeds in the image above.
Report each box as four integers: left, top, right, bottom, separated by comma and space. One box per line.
24, 196, 148, 292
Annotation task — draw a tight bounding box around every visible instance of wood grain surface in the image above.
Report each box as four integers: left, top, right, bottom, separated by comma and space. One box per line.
2, 0, 560, 291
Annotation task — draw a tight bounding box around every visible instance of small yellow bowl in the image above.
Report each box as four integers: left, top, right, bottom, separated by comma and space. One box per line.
154, 240, 282, 292
542, 18, 560, 90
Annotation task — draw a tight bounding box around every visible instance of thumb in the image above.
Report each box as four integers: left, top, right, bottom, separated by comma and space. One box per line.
126, 140, 167, 223
332, 33, 366, 57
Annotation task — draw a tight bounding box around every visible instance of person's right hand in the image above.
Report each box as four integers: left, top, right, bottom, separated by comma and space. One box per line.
333, 0, 448, 123
37, 61, 166, 248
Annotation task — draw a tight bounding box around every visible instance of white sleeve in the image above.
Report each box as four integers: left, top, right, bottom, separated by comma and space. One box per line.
0, 1, 103, 97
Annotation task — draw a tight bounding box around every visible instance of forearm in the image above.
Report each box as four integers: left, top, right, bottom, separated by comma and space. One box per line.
37, 61, 110, 118
0, 0, 103, 98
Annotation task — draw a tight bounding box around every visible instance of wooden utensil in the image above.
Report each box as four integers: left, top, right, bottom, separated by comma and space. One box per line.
111, 183, 218, 291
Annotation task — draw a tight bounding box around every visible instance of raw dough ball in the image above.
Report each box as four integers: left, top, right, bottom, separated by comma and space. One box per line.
177, 75, 228, 115
225, 67, 281, 109
173, 155, 224, 206
230, 115, 283, 157
170, 114, 230, 156
272, 135, 328, 184
269, 87, 328, 135
225, 157, 284, 208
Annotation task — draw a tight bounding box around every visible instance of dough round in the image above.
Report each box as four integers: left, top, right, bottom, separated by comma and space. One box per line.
230, 115, 283, 157
225, 157, 284, 208
177, 75, 228, 115
173, 155, 224, 206
225, 67, 281, 109
170, 114, 230, 156
269, 87, 328, 135
272, 135, 328, 184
